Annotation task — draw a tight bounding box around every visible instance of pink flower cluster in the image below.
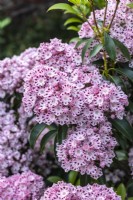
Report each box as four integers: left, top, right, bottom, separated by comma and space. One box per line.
79, 0, 133, 61
22, 39, 128, 178
0, 101, 54, 177
56, 123, 117, 179
23, 40, 128, 126
0, 171, 44, 200
0, 47, 37, 97
41, 181, 121, 200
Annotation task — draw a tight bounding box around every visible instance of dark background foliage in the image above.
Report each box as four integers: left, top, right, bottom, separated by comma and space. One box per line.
0, 0, 75, 59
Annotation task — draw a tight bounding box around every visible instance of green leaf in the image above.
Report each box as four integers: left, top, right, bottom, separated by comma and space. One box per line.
69, 37, 80, 43
113, 38, 131, 60
68, 0, 81, 5
127, 3, 133, 8
47, 176, 62, 183
64, 18, 82, 26
0, 18, 11, 29
90, 43, 103, 58
67, 26, 79, 31
115, 150, 127, 161
109, 75, 123, 86
128, 198, 133, 200
81, 38, 93, 61
108, 75, 128, 93
48, 3, 76, 14
80, 174, 92, 186
30, 123, 46, 149
40, 130, 57, 152
116, 67, 133, 83
75, 38, 87, 48
104, 32, 116, 61
94, 0, 106, 9
117, 183, 126, 200
69, 171, 78, 184
111, 118, 133, 141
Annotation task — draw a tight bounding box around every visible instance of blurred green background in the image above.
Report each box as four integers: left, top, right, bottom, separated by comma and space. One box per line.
0, 0, 75, 59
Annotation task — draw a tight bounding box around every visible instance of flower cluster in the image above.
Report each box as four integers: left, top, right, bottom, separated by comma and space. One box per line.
23, 40, 128, 126
0, 47, 37, 97
79, 0, 133, 61
41, 181, 121, 200
0, 101, 55, 177
0, 171, 44, 200
56, 123, 117, 179
22, 39, 128, 178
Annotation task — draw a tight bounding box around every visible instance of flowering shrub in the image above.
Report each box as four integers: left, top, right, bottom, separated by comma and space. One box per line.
0, 0, 133, 199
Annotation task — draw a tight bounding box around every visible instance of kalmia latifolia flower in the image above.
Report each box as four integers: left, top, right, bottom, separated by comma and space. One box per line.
0, 171, 44, 200
78, 0, 133, 61
0, 47, 37, 96
0, 102, 55, 177
56, 123, 117, 179
41, 181, 121, 200
23, 56, 128, 125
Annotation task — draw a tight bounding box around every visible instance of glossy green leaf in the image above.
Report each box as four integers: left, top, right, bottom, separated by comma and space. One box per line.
40, 130, 57, 152
0, 18, 11, 29
48, 3, 76, 15
69, 37, 80, 43
111, 118, 133, 141
67, 26, 79, 31
127, 3, 133, 8
61, 125, 68, 141
30, 123, 46, 149
108, 75, 128, 93
80, 174, 92, 186
81, 38, 93, 61
76, 179, 80, 186
109, 75, 123, 86
75, 38, 87, 48
69, 171, 78, 184
117, 183, 126, 200
113, 39, 131, 60
90, 43, 103, 58
47, 176, 62, 183
68, 0, 81, 4
116, 67, 133, 83
104, 32, 116, 61
64, 18, 82, 26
